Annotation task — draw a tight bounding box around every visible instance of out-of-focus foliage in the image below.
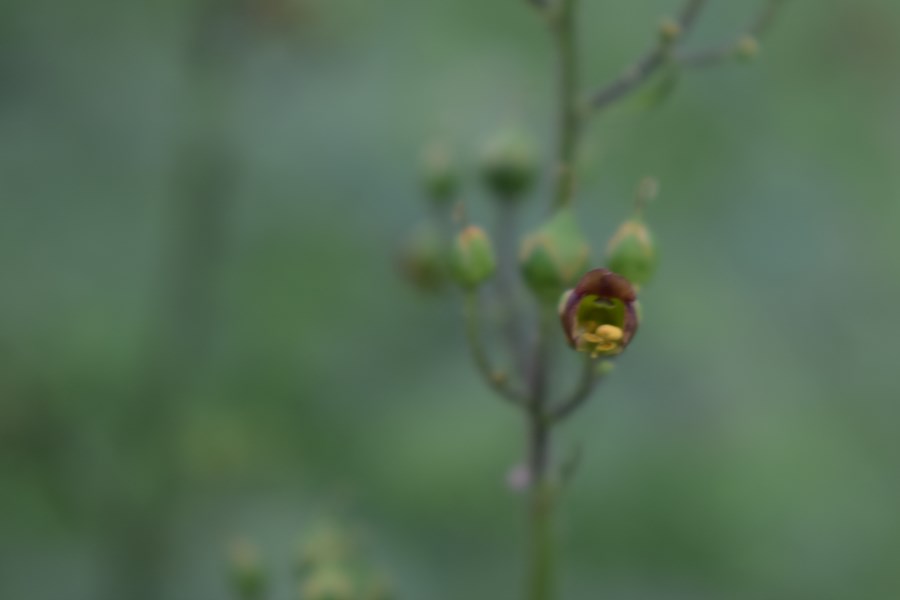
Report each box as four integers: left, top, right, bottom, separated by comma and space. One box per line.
1, 1, 900, 599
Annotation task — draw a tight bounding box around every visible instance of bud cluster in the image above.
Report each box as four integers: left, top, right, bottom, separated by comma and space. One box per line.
401, 134, 662, 363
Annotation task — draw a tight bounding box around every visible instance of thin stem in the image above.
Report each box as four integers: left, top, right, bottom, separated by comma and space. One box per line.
463, 292, 529, 407
548, 355, 606, 423
676, 0, 790, 67
494, 203, 529, 377
589, 0, 709, 111
527, 475, 555, 600
550, 0, 580, 211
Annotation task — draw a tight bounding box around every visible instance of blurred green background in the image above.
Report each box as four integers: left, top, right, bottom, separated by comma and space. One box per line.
2, 1, 900, 599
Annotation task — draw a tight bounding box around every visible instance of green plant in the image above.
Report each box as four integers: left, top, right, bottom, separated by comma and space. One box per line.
401, 2, 790, 599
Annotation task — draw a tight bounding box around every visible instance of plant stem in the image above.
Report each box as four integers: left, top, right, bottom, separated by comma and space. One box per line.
551, 0, 580, 211
526, 308, 556, 600
494, 203, 529, 376
527, 467, 555, 600
589, 0, 709, 111
463, 292, 529, 406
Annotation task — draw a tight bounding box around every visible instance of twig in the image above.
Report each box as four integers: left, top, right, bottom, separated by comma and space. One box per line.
677, 0, 789, 67
547, 355, 607, 423
463, 292, 529, 407
589, 0, 709, 111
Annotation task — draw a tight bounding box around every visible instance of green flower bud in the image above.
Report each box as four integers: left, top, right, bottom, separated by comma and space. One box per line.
736, 35, 760, 61
480, 130, 538, 200
421, 142, 459, 204
658, 17, 681, 44
605, 217, 657, 287
450, 225, 497, 289
227, 539, 266, 600
300, 566, 356, 600
397, 222, 447, 292
520, 209, 590, 301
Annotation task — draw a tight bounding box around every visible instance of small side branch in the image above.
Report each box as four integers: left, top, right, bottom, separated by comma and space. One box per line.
589, 0, 709, 111
547, 355, 607, 423
677, 0, 790, 67
463, 292, 529, 407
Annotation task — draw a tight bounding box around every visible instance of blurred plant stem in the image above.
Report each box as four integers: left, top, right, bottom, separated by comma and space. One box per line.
102, 4, 240, 599
523, 0, 582, 593
493, 202, 529, 375
550, 0, 580, 211
525, 306, 556, 600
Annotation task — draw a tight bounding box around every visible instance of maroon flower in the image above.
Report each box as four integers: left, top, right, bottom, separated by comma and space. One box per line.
559, 268, 639, 357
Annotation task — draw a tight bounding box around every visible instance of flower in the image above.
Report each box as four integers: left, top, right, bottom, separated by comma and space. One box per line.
559, 268, 639, 358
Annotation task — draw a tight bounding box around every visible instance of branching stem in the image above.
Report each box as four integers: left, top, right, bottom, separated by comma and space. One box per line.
589, 0, 709, 111
548, 355, 606, 423
677, 0, 789, 67
463, 292, 529, 407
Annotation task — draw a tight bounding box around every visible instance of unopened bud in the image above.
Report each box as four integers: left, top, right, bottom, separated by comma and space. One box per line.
450, 225, 497, 289
736, 35, 760, 61
606, 217, 657, 287
421, 142, 459, 204
595, 360, 616, 376
659, 18, 681, 43
480, 130, 538, 200
520, 209, 590, 301
397, 222, 447, 293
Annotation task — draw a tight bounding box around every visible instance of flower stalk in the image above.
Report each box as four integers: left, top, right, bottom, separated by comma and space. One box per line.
402, 2, 790, 599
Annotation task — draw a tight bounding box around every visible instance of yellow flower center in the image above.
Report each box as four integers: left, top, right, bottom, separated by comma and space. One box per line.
579, 323, 624, 358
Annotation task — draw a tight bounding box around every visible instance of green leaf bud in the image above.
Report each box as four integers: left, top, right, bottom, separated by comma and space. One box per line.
421, 142, 459, 204
520, 209, 590, 301
450, 225, 497, 289
396, 222, 448, 293
480, 130, 538, 200
605, 217, 657, 288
